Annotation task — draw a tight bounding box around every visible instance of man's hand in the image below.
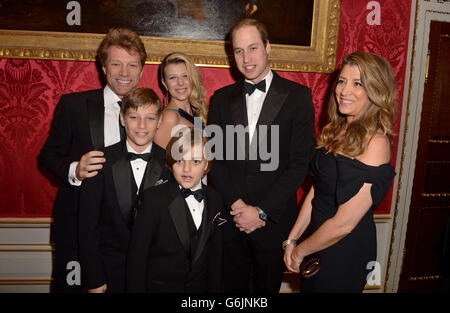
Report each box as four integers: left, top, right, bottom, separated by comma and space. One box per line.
231, 205, 266, 234
75, 150, 105, 181
231, 198, 247, 211
88, 283, 107, 293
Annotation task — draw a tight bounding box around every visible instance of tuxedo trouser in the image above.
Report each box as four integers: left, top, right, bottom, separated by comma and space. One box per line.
223, 229, 285, 293
52, 211, 82, 293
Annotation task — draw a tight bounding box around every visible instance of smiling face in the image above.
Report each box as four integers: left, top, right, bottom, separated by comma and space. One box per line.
162, 62, 192, 105
102, 45, 143, 99
335, 64, 371, 123
120, 104, 161, 153
232, 25, 271, 84
172, 144, 208, 189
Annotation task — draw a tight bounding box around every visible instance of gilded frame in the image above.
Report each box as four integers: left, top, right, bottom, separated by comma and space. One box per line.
0, 0, 340, 73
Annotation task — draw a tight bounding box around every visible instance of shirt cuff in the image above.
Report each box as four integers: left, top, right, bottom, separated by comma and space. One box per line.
68, 161, 82, 186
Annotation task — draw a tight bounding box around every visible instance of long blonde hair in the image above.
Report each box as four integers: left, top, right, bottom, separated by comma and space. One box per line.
160, 52, 208, 125
317, 51, 397, 157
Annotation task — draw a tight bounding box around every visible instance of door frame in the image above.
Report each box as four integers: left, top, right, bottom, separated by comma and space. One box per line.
385, 0, 450, 293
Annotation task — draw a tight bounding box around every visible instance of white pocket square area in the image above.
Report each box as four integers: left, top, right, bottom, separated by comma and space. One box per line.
155, 179, 168, 186
212, 212, 227, 227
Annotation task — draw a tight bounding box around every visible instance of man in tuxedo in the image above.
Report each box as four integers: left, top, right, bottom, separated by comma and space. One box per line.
79, 88, 169, 293
38, 28, 146, 292
207, 18, 315, 293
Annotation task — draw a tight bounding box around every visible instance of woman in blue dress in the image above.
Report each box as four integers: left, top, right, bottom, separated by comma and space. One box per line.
153, 52, 207, 149
283, 51, 397, 292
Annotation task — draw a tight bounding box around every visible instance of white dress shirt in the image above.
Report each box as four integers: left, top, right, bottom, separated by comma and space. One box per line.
103, 85, 123, 147
127, 142, 152, 192
182, 182, 204, 230
68, 85, 122, 186
245, 70, 273, 142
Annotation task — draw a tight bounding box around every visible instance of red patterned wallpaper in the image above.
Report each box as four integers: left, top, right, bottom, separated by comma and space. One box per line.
0, 0, 412, 217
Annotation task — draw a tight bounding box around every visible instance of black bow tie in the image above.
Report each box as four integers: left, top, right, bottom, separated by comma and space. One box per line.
128, 152, 151, 162
181, 187, 205, 202
117, 100, 122, 107
244, 79, 266, 95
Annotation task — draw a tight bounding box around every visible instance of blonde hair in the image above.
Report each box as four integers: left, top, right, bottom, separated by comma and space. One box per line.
97, 28, 147, 68
317, 51, 397, 157
160, 52, 208, 125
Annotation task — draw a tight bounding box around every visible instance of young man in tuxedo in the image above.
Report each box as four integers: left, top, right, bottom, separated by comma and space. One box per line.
78, 88, 169, 293
207, 18, 315, 293
38, 28, 146, 292
127, 127, 224, 293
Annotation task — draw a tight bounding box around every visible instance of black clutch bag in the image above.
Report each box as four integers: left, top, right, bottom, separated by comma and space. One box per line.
300, 255, 320, 279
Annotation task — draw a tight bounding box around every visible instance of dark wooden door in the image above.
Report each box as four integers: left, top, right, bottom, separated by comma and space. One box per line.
398, 21, 450, 292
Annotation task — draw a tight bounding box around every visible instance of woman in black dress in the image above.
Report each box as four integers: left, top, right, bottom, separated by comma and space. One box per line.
153, 52, 207, 149
283, 51, 397, 292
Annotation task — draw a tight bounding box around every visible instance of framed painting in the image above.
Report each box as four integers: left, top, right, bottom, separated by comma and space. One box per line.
0, 0, 340, 73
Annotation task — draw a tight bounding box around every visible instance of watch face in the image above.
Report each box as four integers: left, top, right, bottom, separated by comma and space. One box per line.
259, 210, 267, 221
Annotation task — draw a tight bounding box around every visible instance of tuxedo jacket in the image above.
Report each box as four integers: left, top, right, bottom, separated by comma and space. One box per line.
207, 72, 315, 246
39, 89, 109, 232
78, 140, 169, 291
127, 178, 224, 293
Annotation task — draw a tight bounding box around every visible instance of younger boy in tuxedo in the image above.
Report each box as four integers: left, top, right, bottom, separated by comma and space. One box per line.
78, 88, 169, 293
127, 127, 224, 293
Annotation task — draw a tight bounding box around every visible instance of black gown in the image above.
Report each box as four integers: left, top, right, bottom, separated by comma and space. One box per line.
301, 147, 396, 293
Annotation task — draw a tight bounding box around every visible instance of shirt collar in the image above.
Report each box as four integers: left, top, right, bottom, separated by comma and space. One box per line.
244, 69, 273, 92
126, 141, 152, 154
104, 85, 121, 108
179, 181, 202, 191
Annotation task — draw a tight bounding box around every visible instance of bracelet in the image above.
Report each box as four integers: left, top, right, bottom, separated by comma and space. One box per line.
282, 239, 297, 250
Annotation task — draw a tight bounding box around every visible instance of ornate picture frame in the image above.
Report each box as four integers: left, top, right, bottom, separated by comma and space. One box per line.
0, 0, 340, 73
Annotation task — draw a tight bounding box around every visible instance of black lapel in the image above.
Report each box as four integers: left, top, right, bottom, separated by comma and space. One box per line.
230, 80, 248, 127
192, 185, 215, 264
229, 80, 249, 160
249, 73, 288, 149
140, 144, 165, 191
112, 142, 133, 223
87, 90, 105, 149
168, 180, 190, 254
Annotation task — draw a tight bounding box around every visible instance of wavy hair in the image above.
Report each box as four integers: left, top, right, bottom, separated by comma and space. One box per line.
97, 27, 147, 68
160, 52, 208, 125
317, 51, 397, 157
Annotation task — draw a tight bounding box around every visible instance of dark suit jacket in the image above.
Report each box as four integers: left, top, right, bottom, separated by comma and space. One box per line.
39, 88, 109, 290
207, 72, 315, 246
39, 88, 107, 233
78, 140, 169, 292
127, 178, 224, 293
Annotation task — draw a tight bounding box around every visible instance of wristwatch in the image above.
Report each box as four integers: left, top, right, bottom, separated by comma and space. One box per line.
256, 207, 267, 221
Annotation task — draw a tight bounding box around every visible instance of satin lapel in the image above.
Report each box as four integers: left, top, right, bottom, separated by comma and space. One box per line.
249, 73, 288, 148
87, 91, 105, 149
140, 145, 164, 191
229, 80, 249, 160
230, 80, 248, 127
193, 186, 214, 264
112, 146, 133, 224
168, 182, 190, 254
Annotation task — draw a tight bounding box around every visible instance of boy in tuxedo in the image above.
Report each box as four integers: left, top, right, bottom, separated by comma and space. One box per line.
78, 88, 169, 293
127, 127, 224, 293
